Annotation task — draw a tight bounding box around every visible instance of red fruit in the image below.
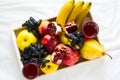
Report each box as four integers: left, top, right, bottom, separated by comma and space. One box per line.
38, 21, 62, 36
64, 21, 78, 34
62, 50, 79, 66
51, 44, 80, 66
47, 22, 57, 36
41, 35, 60, 53
51, 51, 63, 65
48, 22, 62, 36
22, 63, 39, 79
38, 20, 50, 36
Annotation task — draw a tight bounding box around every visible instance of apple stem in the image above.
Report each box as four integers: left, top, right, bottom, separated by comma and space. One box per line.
24, 39, 27, 42
47, 65, 51, 69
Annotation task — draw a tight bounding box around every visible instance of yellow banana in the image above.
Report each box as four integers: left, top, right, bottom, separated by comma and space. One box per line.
59, 32, 72, 46
56, 0, 74, 28
75, 2, 92, 29
66, 0, 84, 23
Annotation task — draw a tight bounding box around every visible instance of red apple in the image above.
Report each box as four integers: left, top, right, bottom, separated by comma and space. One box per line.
51, 44, 80, 66
41, 34, 60, 53
38, 20, 50, 36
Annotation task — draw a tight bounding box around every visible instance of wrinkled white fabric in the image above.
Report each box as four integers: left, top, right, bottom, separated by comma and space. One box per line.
0, 0, 120, 80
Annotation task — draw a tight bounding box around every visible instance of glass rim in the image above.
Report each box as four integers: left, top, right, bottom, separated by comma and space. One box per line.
22, 63, 39, 79
81, 21, 99, 38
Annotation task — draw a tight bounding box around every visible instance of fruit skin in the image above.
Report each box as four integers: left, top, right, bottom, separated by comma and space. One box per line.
59, 32, 72, 46
48, 22, 62, 36
62, 50, 79, 66
67, 0, 83, 23
38, 20, 50, 36
80, 39, 105, 60
16, 29, 37, 51
64, 21, 78, 34
75, 2, 92, 29
40, 55, 59, 74
52, 22, 62, 35
56, 0, 74, 27
51, 51, 63, 65
38, 21, 62, 36
52, 44, 80, 66
41, 34, 60, 53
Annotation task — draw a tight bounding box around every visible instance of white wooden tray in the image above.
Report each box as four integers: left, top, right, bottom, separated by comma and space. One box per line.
11, 13, 106, 80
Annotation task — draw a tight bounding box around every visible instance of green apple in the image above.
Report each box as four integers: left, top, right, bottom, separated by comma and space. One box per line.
16, 29, 37, 51
40, 55, 59, 74
80, 39, 105, 60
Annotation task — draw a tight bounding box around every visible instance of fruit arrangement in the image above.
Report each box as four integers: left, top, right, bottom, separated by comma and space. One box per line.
15, 0, 107, 79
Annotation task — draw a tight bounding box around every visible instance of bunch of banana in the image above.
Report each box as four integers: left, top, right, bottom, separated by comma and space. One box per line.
56, 0, 74, 28
56, 0, 91, 29
66, 0, 84, 23
75, 2, 91, 29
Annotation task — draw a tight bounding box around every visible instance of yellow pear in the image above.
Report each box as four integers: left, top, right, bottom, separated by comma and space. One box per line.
80, 39, 105, 60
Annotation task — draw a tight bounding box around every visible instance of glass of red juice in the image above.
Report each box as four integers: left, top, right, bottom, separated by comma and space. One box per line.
81, 22, 99, 38
22, 63, 39, 79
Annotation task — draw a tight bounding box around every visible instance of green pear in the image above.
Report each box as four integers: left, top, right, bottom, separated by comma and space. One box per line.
80, 39, 105, 60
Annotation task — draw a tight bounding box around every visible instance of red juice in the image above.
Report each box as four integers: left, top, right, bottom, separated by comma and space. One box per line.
82, 22, 99, 38
22, 63, 39, 79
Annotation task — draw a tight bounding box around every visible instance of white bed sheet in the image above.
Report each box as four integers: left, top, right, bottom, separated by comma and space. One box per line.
0, 0, 120, 80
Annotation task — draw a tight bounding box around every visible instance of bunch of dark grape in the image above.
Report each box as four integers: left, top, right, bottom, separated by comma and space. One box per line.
67, 30, 84, 49
22, 17, 42, 38
21, 43, 49, 68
